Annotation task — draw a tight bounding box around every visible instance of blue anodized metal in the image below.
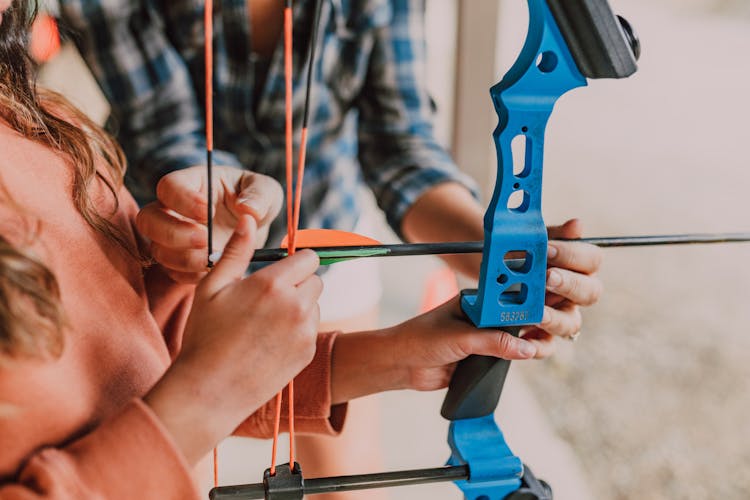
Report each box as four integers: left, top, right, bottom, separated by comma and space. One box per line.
448, 415, 523, 500
461, 0, 587, 329
451, 1, 589, 498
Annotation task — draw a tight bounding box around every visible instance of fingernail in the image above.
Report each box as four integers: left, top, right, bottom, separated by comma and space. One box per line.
547, 269, 562, 289
547, 244, 558, 259
519, 342, 537, 358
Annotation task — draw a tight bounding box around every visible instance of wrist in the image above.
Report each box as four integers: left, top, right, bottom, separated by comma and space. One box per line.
144, 359, 240, 464
330, 330, 409, 404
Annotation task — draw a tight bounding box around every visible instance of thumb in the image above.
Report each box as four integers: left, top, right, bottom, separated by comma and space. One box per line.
199, 215, 257, 297
548, 218, 583, 240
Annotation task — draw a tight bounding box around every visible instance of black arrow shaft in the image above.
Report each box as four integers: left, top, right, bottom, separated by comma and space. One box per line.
250, 232, 750, 263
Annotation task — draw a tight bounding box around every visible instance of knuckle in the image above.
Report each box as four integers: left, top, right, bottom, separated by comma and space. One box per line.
557, 244, 577, 268
164, 225, 179, 246
256, 273, 279, 293
564, 273, 580, 297
289, 300, 306, 321
497, 332, 515, 356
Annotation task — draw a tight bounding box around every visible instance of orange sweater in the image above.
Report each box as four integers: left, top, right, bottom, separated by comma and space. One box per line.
0, 122, 344, 498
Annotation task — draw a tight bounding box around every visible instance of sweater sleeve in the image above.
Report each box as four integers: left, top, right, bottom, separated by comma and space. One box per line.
234, 332, 348, 438
0, 399, 200, 500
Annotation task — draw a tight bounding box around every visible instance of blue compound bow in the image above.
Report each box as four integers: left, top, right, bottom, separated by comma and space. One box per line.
210, 1, 640, 498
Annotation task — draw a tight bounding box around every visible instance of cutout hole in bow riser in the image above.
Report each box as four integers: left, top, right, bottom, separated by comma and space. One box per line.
536, 50, 558, 73
507, 189, 530, 213
511, 134, 529, 176
499, 283, 528, 306
504, 250, 532, 273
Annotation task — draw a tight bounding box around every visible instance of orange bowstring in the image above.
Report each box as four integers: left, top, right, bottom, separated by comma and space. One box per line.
271, 0, 297, 476
205, 0, 214, 153
206, 0, 304, 481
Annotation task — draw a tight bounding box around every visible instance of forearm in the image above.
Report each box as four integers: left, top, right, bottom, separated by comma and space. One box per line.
143, 361, 243, 466
401, 182, 485, 278
330, 329, 408, 405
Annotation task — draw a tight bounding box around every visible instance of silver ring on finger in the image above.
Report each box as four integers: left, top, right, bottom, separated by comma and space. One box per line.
565, 330, 581, 342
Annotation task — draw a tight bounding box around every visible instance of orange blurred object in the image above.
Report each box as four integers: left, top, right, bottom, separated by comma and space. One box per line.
419, 266, 459, 313
281, 228, 381, 248
30, 14, 61, 63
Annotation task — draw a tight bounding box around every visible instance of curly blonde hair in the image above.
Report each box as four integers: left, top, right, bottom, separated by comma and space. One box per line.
0, 0, 140, 359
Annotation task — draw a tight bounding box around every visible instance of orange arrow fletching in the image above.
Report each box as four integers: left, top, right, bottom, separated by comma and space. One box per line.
281, 229, 382, 249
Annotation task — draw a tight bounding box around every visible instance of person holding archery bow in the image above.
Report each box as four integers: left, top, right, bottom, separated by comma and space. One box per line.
52, 0, 604, 492
0, 2, 580, 498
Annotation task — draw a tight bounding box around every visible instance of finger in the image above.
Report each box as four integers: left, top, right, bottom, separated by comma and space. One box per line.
547, 218, 583, 239
234, 173, 284, 225
252, 249, 320, 287
544, 291, 567, 308
152, 244, 211, 273
547, 240, 603, 275
538, 303, 582, 338
546, 267, 603, 306
156, 170, 208, 223
137, 203, 207, 249
519, 329, 557, 359
459, 329, 537, 360
200, 215, 257, 296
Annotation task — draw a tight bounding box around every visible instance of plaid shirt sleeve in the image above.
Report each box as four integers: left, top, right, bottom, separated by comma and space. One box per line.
355, 0, 479, 237
58, 1, 242, 202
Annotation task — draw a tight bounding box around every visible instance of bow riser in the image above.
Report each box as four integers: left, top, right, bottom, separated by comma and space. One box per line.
462, 0, 587, 329
446, 1, 638, 499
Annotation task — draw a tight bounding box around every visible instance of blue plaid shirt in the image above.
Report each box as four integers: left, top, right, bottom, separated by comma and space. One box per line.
58, 0, 476, 245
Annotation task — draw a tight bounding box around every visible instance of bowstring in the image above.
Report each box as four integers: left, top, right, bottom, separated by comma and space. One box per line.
205, 0, 322, 482
204, 0, 218, 487
271, 0, 323, 475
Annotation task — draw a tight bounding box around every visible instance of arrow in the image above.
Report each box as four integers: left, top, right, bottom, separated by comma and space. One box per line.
251, 232, 750, 264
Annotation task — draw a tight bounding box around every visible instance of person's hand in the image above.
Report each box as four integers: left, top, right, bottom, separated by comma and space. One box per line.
145, 215, 322, 464
136, 165, 283, 283
521, 219, 603, 357
330, 298, 538, 403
